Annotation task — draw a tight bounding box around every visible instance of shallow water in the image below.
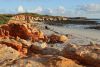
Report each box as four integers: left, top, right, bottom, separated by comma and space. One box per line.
64, 24, 100, 29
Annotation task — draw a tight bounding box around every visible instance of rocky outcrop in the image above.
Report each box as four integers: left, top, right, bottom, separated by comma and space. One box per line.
0, 44, 20, 66
0, 23, 48, 42
34, 43, 100, 67
8, 14, 68, 24
0, 15, 99, 67
0, 23, 34, 40
62, 44, 100, 67
9, 55, 83, 67
0, 38, 28, 55
0, 22, 68, 43
0, 20, 69, 66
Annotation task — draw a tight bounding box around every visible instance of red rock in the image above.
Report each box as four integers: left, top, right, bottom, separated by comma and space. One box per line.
0, 39, 22, 52
49, 34, 69, 43
49, 34, 60, 43
0, 23, 35, 40
22, 48, 28, 55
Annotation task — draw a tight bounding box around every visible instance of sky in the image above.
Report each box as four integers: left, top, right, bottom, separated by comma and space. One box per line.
0, 0, 100, 18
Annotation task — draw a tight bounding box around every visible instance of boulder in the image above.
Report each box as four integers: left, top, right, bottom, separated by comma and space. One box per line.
0, 44, 20, 66
0, 38, 29, 56
62, 44, 100, 67
0, 23, 47, 42
0, 23, 33, 40
59, 35, 68, 43
49, 34, 69, 43
30, 42, 47, 51
49, 34, 60, 43
0, 38, 22, 52
10, 55, 83, 67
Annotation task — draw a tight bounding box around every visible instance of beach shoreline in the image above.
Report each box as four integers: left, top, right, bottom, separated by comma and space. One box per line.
41, 23, 100, 45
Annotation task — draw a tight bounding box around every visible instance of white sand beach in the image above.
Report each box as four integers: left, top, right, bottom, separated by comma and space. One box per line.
42, 24, 100, 45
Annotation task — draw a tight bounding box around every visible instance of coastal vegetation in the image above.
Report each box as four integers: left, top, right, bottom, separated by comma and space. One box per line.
0, 13, 98, 25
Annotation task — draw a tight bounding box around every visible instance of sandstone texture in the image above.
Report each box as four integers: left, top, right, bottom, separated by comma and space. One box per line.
10, 55, 83, 67
0, 14, 100, 67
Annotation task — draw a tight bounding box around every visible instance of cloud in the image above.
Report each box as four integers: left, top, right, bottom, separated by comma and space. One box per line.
18, 5, 25, 13
52, 6, 66, 16
30, 6, 53, 15
42, 8, 53, 15
56, 6, 66, 14
79, 4, 100, 13
27, 6, 66, 16
16, 5, 68, 16
17, 5, 100, 18
33, 6, 43, 14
